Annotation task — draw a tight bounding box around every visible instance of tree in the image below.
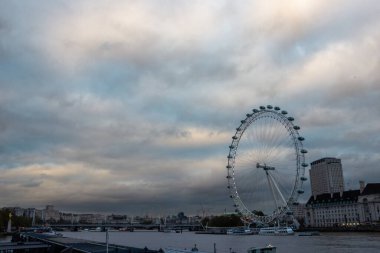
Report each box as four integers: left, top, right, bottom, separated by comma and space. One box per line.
203, 214, 243, 227
177, 212, 186, 219
252, 210, 265, 216
201, 217, 210, 227
0, 209, 32, 231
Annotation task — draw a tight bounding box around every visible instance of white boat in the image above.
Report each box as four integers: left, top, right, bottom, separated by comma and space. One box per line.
30, 227, 62, 237
89, 227, 102, 232
247, 244, 276, 253
258, 227, 294, 236
162, 228, 181, 233
163, 229, 176, 233
226, 227, 256, 235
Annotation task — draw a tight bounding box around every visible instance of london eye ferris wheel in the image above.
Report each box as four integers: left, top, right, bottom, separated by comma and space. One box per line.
226, 105, 308, 224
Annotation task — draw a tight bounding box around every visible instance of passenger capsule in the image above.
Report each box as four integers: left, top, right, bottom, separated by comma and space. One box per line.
301, 176, 308, 181
246, 113, 252, 117
227, 154, 233, 158
252, 109, 259, 113
260, 106, 266, 110
226, 165, 232, 169
293, 126, 300, 130
287, 117, 294, 121
301, 149, 308, 154
274, 106, 280, 111
267, 105, 273, 109
232, 136, 238, 140
297, 190, 304, 194
241, 120, 246, 124
302, 163, 308, 167
229, 145, 235, 149
281, 110, 288, 115
236, 127, 241, 131
226, 175, 232, 179
298, 137, 305, 141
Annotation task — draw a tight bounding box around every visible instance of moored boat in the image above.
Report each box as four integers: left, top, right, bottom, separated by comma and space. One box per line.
163, 229, 176, 233
20, 226, 62, 237
258, 227, 294, 236
89, 227, 102, 232
247, 244, 276, 253
226, 227, 257, 235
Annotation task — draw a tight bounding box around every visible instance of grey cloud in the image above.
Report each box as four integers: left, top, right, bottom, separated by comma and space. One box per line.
0, 0, 380, 215
21, 180, 43, 188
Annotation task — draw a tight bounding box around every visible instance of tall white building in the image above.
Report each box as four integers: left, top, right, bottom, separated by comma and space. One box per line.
309, 157, 344, 197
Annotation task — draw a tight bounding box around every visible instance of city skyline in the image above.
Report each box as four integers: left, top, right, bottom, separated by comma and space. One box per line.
1, 1, 380, 215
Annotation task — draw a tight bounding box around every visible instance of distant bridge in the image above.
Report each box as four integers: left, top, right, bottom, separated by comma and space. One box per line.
50, 223, 203, 231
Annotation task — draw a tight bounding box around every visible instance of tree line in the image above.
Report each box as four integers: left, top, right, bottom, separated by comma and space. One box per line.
0, 209, 32, 232
201, 214, 243, 227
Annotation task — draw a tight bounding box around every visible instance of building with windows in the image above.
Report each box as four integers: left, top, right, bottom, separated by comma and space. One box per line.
44, 205, 60, 222
305, 182, 380, 228
60, 213, 80, 224
358, 183, 380, 224
305, 190, 360, 227
290, 203, 306, 222
78, 213, 106, 224
309, 157, 344, 197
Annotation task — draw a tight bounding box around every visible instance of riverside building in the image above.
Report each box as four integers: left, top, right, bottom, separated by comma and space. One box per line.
305, 182, 380, 228
358, 183, 380, 223
304, 157, 380, 228
305, 190, 360, 227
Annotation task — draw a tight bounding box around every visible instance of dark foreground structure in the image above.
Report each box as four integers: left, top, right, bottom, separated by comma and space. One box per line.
0, 241, 50, 252
2, 233, 161, 253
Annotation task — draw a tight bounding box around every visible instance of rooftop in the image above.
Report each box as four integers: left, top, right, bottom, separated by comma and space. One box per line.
361, 183, 380, 195
307, 190, 360, 205
307, 183, 380, 205
310, 157, 341, 166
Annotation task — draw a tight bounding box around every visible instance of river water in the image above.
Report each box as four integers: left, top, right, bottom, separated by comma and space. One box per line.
64, 231, 380, 253
2, 231, 380, 252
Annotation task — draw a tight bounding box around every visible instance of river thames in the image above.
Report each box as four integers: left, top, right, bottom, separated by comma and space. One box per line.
61, 231, 379, 253
2, 231, 380, 252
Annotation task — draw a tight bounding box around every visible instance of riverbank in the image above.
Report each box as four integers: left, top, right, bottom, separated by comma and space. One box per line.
298, 225, 380, 233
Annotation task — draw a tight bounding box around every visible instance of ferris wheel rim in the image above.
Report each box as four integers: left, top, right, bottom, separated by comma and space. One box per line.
226, 106, 307, 224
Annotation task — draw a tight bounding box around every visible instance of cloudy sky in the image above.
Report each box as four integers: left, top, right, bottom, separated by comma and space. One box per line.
1, 0, 380, 216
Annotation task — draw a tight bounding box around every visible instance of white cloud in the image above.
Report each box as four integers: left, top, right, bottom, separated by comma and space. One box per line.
0, 0, 380, 214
